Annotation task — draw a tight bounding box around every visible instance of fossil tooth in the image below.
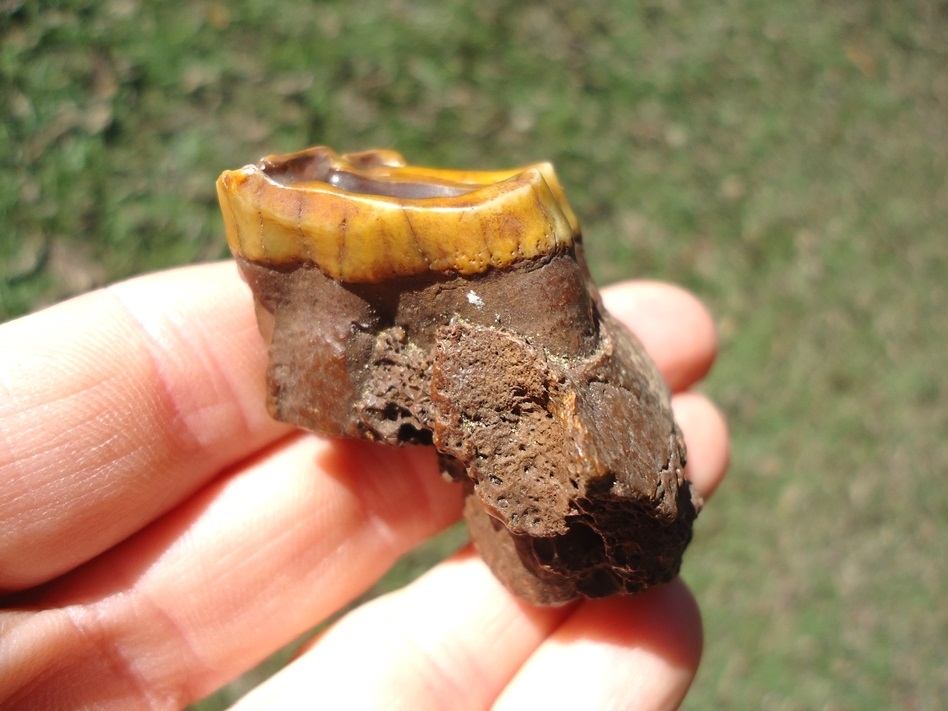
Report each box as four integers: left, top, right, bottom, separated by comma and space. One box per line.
218, 146, 701, 605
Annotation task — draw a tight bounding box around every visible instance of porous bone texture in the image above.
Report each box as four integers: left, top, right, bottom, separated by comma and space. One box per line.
237, 246, 701, 605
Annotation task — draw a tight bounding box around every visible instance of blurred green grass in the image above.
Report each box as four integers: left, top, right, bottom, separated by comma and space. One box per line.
3, 0, 946, 708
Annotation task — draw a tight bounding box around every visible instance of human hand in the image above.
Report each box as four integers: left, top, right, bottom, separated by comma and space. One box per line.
0, 262, 728, 710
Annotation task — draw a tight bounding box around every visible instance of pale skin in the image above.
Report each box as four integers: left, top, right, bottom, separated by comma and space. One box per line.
0, 262, 728, 710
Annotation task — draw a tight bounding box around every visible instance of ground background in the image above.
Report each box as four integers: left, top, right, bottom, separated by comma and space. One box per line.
2, 1, 946, 708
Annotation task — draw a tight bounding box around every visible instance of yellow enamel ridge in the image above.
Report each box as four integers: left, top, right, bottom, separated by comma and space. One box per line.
216, 146, 580, 282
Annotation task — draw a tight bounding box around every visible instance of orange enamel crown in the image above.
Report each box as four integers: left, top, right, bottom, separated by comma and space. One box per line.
216, 146, 579, 282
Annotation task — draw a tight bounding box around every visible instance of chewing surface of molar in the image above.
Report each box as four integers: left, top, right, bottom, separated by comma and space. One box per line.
219, 147, 701, 605
217, 146, 579, 282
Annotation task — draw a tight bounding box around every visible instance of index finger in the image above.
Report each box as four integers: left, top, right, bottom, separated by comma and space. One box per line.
0, 262, 291, 591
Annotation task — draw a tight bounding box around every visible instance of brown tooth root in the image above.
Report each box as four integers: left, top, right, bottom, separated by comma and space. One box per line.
218, 146, 701, 606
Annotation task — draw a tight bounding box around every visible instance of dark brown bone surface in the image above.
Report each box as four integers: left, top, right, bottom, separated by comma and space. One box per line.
218, 147, 702, 605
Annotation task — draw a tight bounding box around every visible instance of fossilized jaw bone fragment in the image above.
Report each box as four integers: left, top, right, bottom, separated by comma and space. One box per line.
218, 146, 701, 605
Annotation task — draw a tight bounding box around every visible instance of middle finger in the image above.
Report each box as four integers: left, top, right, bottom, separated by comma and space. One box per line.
6, 435, 464, 708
